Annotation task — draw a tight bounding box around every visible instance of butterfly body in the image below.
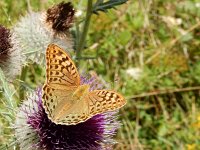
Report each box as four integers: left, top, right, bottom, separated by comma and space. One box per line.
72, 84, 90, 100
42, 44, 126, 125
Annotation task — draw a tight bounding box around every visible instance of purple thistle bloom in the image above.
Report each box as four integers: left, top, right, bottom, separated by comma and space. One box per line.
0, 25, 12, 54
15, 76, 120, 150
0, 25, 23, 79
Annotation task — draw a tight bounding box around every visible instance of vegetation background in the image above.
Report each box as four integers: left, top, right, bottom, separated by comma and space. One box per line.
1, 0, 200, 149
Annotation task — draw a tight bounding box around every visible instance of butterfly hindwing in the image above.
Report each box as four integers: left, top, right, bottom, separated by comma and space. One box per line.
87, 90, 126, 115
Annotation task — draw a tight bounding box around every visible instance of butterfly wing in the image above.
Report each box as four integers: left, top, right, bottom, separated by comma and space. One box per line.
87, 90, 126, 115
47, 89, 126, 125
43, 44, 81, 124
42, 83, 76, 121
53, 94, 90, 125
55, 89, 126, 125
46, 44, 80, 86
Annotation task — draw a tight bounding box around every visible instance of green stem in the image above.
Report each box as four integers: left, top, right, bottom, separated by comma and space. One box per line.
76, 0, 93, 59
19, 66, 28, 100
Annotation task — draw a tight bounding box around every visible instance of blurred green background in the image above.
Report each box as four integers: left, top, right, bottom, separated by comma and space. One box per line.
1, 0, 200, 149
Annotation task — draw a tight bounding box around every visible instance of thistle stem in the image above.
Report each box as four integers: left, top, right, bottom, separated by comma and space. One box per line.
76, 0, 93, 59
19, 66, 28, 100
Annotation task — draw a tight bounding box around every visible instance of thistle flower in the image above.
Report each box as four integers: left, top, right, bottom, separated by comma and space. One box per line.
0, 25, 24, 79
15, 76, 120, 150
45, 2, 75, 32
13, 2, 75, 64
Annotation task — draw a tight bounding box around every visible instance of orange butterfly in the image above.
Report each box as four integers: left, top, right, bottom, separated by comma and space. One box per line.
42, 44, 126, 125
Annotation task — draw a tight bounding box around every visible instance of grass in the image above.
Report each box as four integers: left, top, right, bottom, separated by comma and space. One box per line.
1, 0, 200, 149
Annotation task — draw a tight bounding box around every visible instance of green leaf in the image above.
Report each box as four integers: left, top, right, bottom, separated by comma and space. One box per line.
93, 0, 128, 14
181, 33, 193, 42
118, 30, 132, 45
158, 123, 168, 137
0, 68, 17, 116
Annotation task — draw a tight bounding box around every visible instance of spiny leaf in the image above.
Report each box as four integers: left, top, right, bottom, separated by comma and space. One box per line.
93, 0, 128, 14
0, 68, 17, 114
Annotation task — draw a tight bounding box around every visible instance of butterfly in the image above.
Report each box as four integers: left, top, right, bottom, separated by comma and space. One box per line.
42, 44, 126, 125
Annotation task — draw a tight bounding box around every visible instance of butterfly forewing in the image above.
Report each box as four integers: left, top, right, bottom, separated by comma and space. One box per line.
46, 44, 80, 86
87, 90, 126, 116
43, 44, 81, 124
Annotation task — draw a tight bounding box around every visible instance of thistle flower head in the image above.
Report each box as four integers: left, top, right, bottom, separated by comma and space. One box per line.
0, 25, 23, 79
15, 75, 120, 150
0, 25, 12, 54
14, 2, 75, 64
46, 2, 75, 32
